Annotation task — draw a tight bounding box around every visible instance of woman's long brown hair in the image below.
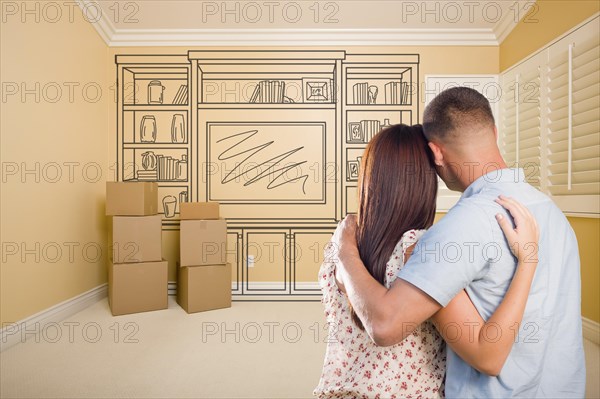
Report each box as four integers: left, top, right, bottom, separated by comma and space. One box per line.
351, 124, 438, 330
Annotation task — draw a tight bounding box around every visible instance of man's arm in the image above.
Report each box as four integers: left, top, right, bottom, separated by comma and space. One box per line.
333, 215, 441, 346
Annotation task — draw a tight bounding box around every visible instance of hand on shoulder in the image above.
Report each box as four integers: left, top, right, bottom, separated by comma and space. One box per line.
495, 195, 540, 265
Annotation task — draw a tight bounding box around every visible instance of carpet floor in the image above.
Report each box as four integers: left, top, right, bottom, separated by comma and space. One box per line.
1, 298, 598, 398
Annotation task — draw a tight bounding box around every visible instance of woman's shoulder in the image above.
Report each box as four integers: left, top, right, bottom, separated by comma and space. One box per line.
384, 229, 428, 287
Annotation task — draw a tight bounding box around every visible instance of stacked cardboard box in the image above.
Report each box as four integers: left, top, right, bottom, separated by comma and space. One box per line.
178, 202, 231, 313
106, 182, 168, 316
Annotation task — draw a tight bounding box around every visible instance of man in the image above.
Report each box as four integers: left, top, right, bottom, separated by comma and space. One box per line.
333, 87, 586, 397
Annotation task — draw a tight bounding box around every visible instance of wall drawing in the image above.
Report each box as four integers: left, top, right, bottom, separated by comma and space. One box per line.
115, 51, 420, 298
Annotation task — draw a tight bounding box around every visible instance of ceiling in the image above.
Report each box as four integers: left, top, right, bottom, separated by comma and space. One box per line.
81, 0, 531, 46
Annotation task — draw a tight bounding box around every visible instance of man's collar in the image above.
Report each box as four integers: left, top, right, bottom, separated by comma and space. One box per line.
461, 168, 525, 199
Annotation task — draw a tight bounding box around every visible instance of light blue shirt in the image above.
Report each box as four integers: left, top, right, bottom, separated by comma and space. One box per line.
398, 168, 586, 398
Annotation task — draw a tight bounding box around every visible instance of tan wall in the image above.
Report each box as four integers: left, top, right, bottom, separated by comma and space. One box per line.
568, 217, 600, 323
0, 12, 109, 324
500, 0, 599, 71
2, 6, 597, 324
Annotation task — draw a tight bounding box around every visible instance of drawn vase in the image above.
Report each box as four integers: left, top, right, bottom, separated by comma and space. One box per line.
368, 85, 378, 104
178, 154, 188, 181
148, 80, 165, 104
171, 114, 186, 143
179, 191, 188, 204
140, 116, 156, 143
141, 151, 157, 170
162, 195, 177, 218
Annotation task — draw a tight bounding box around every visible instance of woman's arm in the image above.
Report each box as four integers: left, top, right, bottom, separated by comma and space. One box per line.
430, 195, 539, 376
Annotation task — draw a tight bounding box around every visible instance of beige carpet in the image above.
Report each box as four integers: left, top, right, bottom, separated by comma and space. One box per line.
1, 298, 598, 398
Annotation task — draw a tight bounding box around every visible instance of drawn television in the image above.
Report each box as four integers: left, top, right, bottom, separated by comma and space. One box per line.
204, 120, 336, 220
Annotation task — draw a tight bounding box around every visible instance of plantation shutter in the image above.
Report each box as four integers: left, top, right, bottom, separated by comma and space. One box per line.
517, 64, 542, 189
547, 24, 600, 212
500, 55, 542, 189
500, 16, 599, 215
500, 73, 518, 167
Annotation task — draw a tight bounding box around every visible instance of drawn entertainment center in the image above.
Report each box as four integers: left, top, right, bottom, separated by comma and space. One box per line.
115, 51, 420, 298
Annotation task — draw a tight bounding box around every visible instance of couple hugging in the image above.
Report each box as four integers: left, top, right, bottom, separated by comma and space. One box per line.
314, 87, 586, 398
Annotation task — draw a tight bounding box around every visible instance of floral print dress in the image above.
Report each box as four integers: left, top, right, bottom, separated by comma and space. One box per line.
314, 229, 446, 399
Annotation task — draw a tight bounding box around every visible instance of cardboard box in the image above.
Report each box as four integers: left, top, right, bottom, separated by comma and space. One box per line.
106, 182, 158, 216
177, 263, 232, 313
111, 215, 162, 263
108, 260, 168, 316
180, 202, 220, 220
180, 219, 227, 266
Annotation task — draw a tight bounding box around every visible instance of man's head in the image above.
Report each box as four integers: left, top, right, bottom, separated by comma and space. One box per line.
423, 86, 505, 191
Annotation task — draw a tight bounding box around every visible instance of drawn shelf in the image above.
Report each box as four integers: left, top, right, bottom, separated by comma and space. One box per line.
345, 67, 414, 106
123, 105, 189, 111
122, 148, 188, 178
116, 55, 192, 223
341, 54, 419, 215
197, 103, 336, 110
345, 111, 410, 144
195, 60, 338, 105
122, 110, 189, 145
121, 64, 189, 106
123, 144, 189, 150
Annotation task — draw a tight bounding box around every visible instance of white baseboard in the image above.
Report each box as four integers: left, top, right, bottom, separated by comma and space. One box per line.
583, 317, 600, 345
235, 281, 320, 291
0, 284, 107, 352
168, 281, 321, 293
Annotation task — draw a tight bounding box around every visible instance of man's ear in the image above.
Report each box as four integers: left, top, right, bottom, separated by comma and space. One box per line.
493, 125, 499, 142
428, 141, 444, 167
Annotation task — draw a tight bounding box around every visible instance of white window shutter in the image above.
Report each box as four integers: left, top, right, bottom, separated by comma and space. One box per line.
500, 16, 599, 215
501, 74, 518, 167
500, 55, 542, 189
547, 22, 600, 213
518, 64, 542, 189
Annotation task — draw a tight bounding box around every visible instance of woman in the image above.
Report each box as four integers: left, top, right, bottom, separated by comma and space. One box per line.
314, 124, 539, 398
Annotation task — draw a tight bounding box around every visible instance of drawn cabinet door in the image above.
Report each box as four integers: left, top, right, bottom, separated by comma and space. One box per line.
291, 230, 334, 295
243, 229, 290, 295
227, 229, 242, 295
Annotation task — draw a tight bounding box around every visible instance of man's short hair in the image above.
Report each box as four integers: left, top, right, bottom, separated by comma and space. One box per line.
423, 86, 495, 143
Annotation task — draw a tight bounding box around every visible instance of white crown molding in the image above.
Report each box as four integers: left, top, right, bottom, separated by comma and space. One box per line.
0, 284, 107, 352
77, 0, 116, 45
105, 28, 500, 47
494, 0, 528, 44
79, 0, 526, 47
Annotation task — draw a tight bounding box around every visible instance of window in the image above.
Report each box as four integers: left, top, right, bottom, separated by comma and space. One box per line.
500, 16, 599, 215
500, 53, 543, 189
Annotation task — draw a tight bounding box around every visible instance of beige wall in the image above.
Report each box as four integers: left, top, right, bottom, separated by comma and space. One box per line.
568, 217, 600, 323
500, 0, 600, 71
0, 11, 109, 324
2, 5, 597, 325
